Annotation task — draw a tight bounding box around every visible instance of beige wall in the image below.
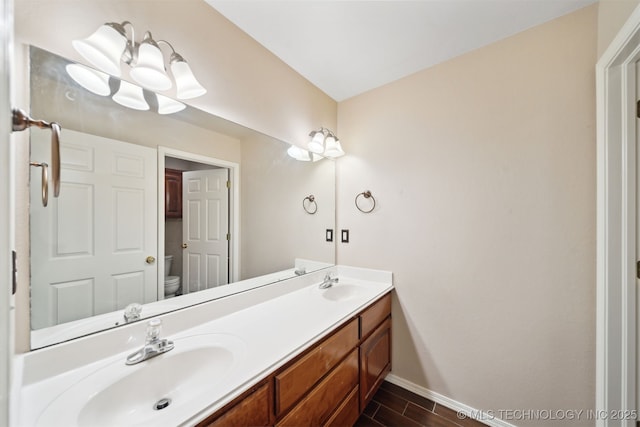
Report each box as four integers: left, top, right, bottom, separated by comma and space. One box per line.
597, 0, 640, 57
337, 5, 597, 424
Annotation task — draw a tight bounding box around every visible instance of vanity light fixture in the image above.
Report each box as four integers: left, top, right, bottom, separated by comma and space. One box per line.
307, 127, 345, 158
73, 21, 206, 99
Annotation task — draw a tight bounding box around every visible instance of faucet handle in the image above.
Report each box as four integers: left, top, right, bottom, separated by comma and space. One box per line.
146, 319, 162, 343
123, 303, 142, 322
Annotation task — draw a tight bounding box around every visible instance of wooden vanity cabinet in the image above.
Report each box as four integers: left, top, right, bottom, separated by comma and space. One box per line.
276, 349, 359, 426
198, 291, 392, 427
196, 380, 273, 427
164, 168, 182, 219
274, 318, 359, 417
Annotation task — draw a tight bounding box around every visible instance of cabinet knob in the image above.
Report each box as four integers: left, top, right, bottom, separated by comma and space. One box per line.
145, 256, 156, 264
181, 243, 188, 249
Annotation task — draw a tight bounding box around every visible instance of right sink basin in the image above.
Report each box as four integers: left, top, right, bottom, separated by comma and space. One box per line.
316, 283, 367, 302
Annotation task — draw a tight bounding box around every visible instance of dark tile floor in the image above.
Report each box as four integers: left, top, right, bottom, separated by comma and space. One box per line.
355, 381, 488, 427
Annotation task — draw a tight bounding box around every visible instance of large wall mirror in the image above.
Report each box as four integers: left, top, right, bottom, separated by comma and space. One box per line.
28, 46, 336, 349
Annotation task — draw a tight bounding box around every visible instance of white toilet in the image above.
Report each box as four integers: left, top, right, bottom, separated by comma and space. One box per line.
164, 255, 181, 297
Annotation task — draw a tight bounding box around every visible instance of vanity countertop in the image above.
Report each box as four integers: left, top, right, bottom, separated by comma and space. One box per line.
14, 265, 393, 427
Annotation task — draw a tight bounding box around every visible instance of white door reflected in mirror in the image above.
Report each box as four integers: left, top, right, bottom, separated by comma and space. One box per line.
182, 168, 230, 293
30, 129, 158, 329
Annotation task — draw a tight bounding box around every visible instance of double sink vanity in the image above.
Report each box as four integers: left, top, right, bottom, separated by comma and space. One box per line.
14, 266, 393, 426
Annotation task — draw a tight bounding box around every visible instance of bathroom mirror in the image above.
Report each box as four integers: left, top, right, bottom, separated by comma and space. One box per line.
28, 46, 336, 349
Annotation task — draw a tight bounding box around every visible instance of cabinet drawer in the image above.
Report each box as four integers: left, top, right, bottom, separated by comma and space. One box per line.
198, 382, 271, 427
360, 293, 391, 339
276, 349, 359, 427
324, 385, 360, 427
275, 318, 358, 416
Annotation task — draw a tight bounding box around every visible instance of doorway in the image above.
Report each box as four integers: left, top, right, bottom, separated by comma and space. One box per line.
596, 5, 640, 424
158, 147, 239, 300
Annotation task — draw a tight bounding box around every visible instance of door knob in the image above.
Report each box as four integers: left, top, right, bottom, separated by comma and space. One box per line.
145, 256, 156, 264
181, 243, 188, 249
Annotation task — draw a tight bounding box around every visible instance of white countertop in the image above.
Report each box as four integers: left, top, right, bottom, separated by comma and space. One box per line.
14, 265, 393, 427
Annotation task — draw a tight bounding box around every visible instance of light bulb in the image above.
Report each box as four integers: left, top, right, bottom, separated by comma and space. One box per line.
130, 41, 172, 91
112, 80, 149, 110
72, 24, 127, 77
66, 63, 111, 96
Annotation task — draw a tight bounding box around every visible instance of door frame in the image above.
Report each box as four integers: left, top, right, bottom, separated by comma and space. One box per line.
158, 147, 240, 297
596, 4, 640, 426
0, 0, 12, 424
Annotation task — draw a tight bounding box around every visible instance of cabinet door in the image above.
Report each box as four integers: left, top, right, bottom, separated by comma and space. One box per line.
165, 168, 182, 218
360, 316, 391, 410
198, 382, 272, 427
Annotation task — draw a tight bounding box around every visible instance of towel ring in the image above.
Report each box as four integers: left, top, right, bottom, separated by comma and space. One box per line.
303, 194, 317, 214
355, 190, 376, 213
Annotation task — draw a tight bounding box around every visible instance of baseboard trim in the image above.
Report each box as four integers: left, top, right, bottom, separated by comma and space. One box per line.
385, 374, 517, 427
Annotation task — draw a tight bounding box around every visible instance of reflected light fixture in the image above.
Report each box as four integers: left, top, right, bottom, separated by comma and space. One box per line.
112, 80, 149, 111
73, 21, 206, 99
287, 145, 322, 162
307, 127, 345, 158
157, 94, 186, 115
65, 63, 111, 96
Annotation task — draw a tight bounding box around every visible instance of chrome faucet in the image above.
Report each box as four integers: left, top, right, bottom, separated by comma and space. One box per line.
319, 272, 339, 289
125, 319, 174, 365
123, 303, 142, 323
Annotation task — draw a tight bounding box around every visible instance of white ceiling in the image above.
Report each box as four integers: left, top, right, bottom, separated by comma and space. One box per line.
206, 0, 596, 102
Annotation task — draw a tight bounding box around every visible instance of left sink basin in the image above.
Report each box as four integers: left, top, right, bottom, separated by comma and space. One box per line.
36, 333, 246, 427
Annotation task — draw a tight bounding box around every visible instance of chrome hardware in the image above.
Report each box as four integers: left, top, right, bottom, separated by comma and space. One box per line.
145, 256, 156, 264
181, 243, 188, 249
125, 319, 174, 365
355, 190, 376, 213
12, 109, 62, 204
303, 194, 317, 214
319, 273, 339, 289
123, 303, 142, 323
29, 162, 49, 207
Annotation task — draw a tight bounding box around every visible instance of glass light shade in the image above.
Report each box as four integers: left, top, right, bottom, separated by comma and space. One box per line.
171, 60, 207, 99
156, 94, 186, 115
287, 145, 312, 161
308, 131, 326, 154
112, 80, 149, 110
130, 43, 172, 91
323, 137, 345, 158
72, 25, 127, 77
65, 64, 111, 96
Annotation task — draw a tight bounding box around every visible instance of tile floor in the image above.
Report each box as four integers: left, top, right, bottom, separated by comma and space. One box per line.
355, 381, 488, 427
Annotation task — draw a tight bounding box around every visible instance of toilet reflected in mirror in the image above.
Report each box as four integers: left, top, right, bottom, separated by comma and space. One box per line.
164, 255, 181, 298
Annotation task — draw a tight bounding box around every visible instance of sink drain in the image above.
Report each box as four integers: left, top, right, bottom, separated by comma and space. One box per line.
153, 398, 172, 411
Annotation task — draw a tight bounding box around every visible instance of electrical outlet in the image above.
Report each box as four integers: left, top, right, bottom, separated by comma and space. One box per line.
341, 229, 349, 243
326, 229, 333, 242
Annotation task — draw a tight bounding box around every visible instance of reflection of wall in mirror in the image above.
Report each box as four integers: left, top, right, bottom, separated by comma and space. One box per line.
241, 133, 335, 280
